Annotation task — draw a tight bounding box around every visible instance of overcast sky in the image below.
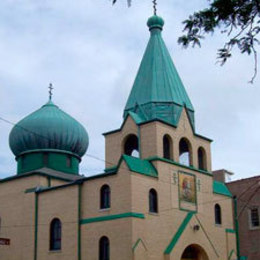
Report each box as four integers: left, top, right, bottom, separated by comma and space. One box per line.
0, 0, 259, 181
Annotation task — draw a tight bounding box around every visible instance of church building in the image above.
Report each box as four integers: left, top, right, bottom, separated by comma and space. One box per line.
0, 14, 237, 260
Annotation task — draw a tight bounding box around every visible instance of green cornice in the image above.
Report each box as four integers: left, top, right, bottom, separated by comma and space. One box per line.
226, 228, 236, 234
164, 212, 194, 254
0, 171, 76, 184
80, 212, 145, 225
16, 148, 82, 161
147, 156, 212, 176
213, 181, 232, 197
121, 154, 158, 178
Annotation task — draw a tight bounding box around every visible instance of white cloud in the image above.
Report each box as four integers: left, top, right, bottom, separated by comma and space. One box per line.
0, 0, 259, 180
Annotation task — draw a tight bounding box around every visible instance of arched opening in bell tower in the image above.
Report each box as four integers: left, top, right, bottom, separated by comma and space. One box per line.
123, 134, 139, 157
179, 138, 192, 166
163, 134, 173, 160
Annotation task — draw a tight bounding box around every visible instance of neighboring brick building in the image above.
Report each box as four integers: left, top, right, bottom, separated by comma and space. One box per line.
0, 15, 237, 260
227, 176, 260, 260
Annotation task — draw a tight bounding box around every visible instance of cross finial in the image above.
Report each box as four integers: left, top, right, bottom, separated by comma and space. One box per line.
48, 83, 53, 100
152, 0, 157, 15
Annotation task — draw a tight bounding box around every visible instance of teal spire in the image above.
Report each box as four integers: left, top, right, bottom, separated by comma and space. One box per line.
124, 15, 195, 129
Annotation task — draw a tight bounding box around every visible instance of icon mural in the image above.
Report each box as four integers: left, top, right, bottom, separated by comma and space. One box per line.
179, 172, 196, 205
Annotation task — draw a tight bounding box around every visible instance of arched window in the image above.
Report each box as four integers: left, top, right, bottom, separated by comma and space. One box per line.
99, 236, 109, 260
50, 218, 62, 251
100, 185, 111, 209
149, 189, 158, 213
215, 204, 222, 225
179, 138, 192, 166
123, 134, 139, 157
198, 147, 207, 170
163, 135, 173, 160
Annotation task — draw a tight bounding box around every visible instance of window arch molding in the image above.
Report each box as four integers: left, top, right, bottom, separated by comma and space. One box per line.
100, 184, 111, 209
179, 137, 193, 166
149, 188, 158, 213
163, 134, 173, 160
198, 146, 207, 170
122, 134, 139, 157
99, 236, 110, 260
50, 218, 62, 251
214, 204, 222, 225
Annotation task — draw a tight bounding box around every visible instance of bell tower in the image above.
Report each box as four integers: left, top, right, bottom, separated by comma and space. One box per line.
104, 15, 212, 174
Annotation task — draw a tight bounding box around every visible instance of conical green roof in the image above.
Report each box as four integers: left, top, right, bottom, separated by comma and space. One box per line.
124, 15, 195, 128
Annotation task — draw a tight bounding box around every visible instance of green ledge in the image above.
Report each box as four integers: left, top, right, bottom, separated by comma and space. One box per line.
122, 154, 158, 177
164, 212, 194, 254
132, 238, 142, 252
104, 154, 158, 178
226, 228, 236, 234
148, 156, 212, 176
213, 181, 232, 197
80, 212, 145, 225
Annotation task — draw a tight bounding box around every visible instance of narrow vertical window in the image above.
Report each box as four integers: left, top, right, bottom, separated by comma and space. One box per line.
50, 218, 62, 251
215, 204, 222, 225
198, 147, 207, 170
149, 189, 158, 213
99, 236, 109, 260
100, 185, 111, 209
250, 208, 260, 228
163, 135, 172, 160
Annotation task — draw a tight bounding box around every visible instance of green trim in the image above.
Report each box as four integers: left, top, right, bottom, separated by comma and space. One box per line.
25, 187, 39, 193
228, 249, 235, 260
213, 181, 232, 197
104, 166, 118, 173
0, 171, 75, 184
164, 212, 194, 254
17, 148, 82, 161
132, 238, 141, 251
80, 212, 145, 225
34, 193, 39, 260
226, 228, 236, 234
78, 184, 82, 260
122, 155, 158, 178
147, 156, 212, 176
132, 238, 147, 252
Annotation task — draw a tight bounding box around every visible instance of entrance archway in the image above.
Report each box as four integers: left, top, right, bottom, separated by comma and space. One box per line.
181, 244, 209, 260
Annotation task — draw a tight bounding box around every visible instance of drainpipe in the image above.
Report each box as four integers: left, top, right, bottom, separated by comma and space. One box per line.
34, 192, 39, 260
78, 182, 83, 260
233, 196, 240, 260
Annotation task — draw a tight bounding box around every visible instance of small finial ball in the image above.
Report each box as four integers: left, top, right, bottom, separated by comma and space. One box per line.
147, 15, 164, 30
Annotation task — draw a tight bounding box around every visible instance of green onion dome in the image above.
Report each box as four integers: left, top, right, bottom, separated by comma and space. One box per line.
147, 15, 164, 30
9, 100, 89, 159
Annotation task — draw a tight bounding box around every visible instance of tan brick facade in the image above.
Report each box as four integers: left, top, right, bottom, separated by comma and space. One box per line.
0, 110, 237, 260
